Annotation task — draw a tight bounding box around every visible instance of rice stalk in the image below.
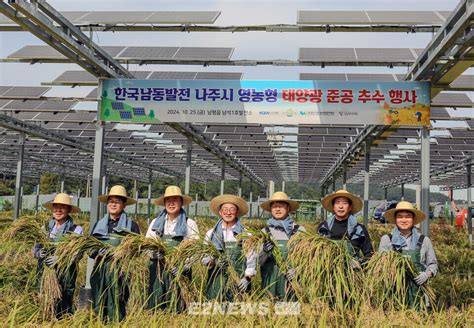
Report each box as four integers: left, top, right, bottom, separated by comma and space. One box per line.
365, 250, 436, 311
288, 233, 364, 313
39, 266, 61, 321
108, 233, 168, 307
241, 227, 306, 301
54, 235, 108, 277
2, 217, 48, 244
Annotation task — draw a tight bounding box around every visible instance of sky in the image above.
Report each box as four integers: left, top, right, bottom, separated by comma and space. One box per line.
0, 0, 471, 200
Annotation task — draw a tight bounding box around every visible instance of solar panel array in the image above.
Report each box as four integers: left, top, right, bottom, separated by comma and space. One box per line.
7, 45, 234, 62
297, 11, 449, 24
1, 6, 473, 192
0, 11, 221, 25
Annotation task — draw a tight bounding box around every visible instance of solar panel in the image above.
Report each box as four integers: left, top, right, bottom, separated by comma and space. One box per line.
195, 72, 242, 80
432, 93, 473, 107
346, 73, 396, 82
34, 112, 68, 121
86, 88, 98, 99
50, 71, 97, 85
300, 73, 347, 81
146, 11, 220, 24
132, 71, 152, 79
355, 48, 416, 62
61, 11, 91, 22
63, 112, 97, 122
0, 86, 50, 98
3, 100, 43, 110
430, 108, 451, 119
298, 11, 369, 24
133, 107, 146, 116
78, 11, 155, 24
8, 45, 64, 59
450, 75, 474, 89
37, 100, 76, 111
119, 111, 133, 119
174, 47, 233, 60
299, 48, 356, 62
117, 47, 179, 59
112, 102, 124, 110
148, 71, 197, 80
366, 11, 445, 24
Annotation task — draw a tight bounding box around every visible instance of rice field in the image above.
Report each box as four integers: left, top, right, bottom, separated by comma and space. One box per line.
0, 211, 472, 327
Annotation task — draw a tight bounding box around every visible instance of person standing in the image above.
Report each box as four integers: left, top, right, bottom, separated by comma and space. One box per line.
33, 193, 83, 319
145, 186, 199, 310
259, 192, 305, 300
379, 201, 438, 308
89, 185, 140, 322
204, 194, 256, 302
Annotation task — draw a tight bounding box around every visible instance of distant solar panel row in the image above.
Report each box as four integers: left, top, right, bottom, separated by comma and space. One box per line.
0, 11, 221, 25
48, 70, 243, 86
8, 45, 234, 61
297, 11, 451, 24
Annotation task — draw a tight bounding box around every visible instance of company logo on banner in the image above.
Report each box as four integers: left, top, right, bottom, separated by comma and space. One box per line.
99, 79, 430, 126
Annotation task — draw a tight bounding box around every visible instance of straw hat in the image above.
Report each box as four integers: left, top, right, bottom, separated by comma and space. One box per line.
384, 201, 426, 225
321, 189, 363, 214
210, 194, 249, 216
154, 185, 193, 206
98, 185, 137, 206
43, 193, 81, 213
260, 191, 300, 213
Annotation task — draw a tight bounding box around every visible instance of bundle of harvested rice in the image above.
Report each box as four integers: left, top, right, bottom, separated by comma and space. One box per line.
365, 250, 436, 311
288, 233, 364, 311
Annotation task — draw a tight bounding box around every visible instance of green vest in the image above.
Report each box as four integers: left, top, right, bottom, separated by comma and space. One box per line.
396, 240, 424, 309
206, 240, 246, 301
90, 231, 128, 321
261, 238, 293, 300
147, 233, 186, 310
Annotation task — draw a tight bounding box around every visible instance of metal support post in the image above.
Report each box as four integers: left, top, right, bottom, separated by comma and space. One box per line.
220, 159, 225, 195
13, 132, 25, 221
420, 126, 430, 236
185, 137, 192, 213
466, 164, 472, 246
363, 141, 371, 226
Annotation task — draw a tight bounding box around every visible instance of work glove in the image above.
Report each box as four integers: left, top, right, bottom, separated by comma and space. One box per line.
146, 249, 164, 260
216, 256, 229, 269
38, 248, 48, 259
170, 266, 180, 278
202, 255, 216, 266
414, 271, 430, 286
183, 257, 193, 271
238, 277, 251, 293
350, 259, 362, 271
45, 255, 58, 267
263, 240, 274, 253
285, 268, 296, 282
89, 247, 108, 259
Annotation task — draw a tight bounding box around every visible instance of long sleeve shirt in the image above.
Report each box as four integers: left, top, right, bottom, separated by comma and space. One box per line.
378, 234, 438, 276
258, 225, 306, 267
145, 215, 199, 240
204, 224, 257, 277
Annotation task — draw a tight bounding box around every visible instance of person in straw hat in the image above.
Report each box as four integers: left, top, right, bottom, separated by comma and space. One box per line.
89, 185, 140, 322
145, 185, 199, 310
203, 194, 256, 301
318, 190, 373, 264
258, 191, 305, 300
379, 201, 438, 308
33, 193, 83, 318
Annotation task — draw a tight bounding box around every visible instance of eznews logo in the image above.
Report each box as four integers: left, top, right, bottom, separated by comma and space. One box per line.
188, 302, 301, 315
